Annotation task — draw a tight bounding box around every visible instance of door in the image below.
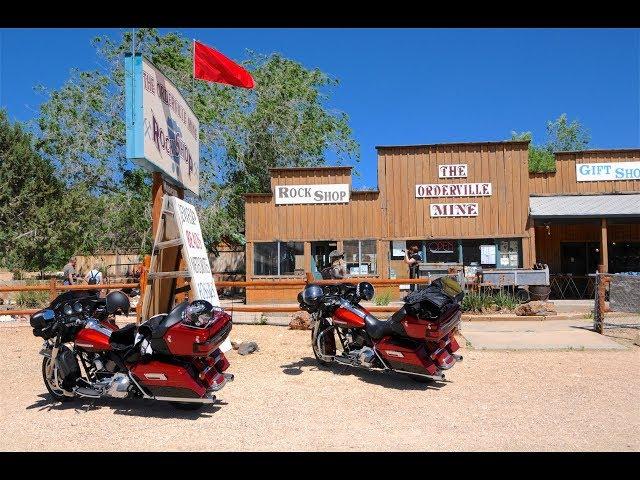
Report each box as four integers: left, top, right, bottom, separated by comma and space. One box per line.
311, 241, 338, 274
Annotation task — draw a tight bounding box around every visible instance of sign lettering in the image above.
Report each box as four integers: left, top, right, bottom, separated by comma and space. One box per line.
416, 183, 492, 198
576, 162, 640, 182
275, 184, 350, 205
430, 203, 479, 217
438, 164, 468, 178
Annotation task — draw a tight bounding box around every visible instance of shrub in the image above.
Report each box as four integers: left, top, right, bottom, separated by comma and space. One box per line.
15, 279, 49, 308
374, 288, 393, 306
462, 290, 518, 313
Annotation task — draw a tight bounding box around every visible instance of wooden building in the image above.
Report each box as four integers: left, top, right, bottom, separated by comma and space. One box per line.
530, 149, 640, 281
244, 142, 640, 303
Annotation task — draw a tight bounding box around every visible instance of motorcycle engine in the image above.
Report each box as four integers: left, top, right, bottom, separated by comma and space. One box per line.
358, 347, 377, 368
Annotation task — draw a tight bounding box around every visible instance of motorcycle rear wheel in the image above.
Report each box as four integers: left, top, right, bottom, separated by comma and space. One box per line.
41, 357, 73, 402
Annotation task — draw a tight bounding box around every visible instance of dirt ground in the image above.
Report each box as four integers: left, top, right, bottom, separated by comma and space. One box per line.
0, 324, 638, 452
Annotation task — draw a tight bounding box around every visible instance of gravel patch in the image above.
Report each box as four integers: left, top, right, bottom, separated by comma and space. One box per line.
0, 324, 638, 451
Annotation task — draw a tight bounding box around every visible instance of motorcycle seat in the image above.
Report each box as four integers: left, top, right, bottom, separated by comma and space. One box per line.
109, 323, 137, 350
138, 301, 188, 339
365, 314, 396, 341
365, 306, 409, 340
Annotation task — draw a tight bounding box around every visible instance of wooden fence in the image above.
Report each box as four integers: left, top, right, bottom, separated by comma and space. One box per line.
0, 276, 432, 317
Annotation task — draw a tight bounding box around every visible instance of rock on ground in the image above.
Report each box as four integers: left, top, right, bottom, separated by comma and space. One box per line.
515, 301, 557, 316
288, 311, 312, 330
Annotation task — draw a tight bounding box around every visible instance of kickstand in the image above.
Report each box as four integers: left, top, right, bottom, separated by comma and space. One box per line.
84, 398, 97, 412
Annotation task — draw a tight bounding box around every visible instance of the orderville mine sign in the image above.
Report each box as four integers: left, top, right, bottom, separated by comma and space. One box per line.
430, 203, 479, 217
438, 164, 468, 178
275, 184, 350, 205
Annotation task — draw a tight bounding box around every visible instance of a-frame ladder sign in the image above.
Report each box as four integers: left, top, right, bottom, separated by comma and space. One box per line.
142, 194, 221, 322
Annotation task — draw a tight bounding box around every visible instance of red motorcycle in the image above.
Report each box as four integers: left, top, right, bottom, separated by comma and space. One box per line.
30, 290, 233, 410
298, 277, 464, 382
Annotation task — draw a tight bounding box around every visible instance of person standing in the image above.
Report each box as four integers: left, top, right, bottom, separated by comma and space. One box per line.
85, 266, 103, 285
404, 245, 423, 291
86, 265, 103, 297
62, 257, 77, 285
322, 250, 348, 279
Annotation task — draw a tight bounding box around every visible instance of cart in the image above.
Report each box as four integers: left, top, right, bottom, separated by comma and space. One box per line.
480, 266, 550, 302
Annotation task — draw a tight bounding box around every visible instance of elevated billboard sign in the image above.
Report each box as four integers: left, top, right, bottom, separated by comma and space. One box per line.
125, 54, 200, 196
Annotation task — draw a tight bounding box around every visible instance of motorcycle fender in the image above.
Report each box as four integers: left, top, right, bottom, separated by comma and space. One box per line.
39, 346, 52, 358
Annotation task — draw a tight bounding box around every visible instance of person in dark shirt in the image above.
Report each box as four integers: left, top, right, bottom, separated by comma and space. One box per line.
404, 245, 422, 291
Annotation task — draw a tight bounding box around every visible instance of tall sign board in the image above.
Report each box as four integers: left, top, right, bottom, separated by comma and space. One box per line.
125, 54, 200, 196
126, 55, 224, 350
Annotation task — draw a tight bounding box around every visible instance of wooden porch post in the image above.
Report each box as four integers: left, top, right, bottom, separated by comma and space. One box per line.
599, 218, 608, 273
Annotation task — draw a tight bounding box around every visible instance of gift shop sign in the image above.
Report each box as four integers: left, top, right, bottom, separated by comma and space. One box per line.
275, 184, 350, 205
576, 162, 640, 182
125, 54, 200, 196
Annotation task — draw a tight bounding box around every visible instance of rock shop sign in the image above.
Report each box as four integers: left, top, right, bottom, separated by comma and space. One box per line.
275, 184, 350, 205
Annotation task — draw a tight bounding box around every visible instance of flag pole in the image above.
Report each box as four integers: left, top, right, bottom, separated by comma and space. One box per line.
192, 39, 196, 103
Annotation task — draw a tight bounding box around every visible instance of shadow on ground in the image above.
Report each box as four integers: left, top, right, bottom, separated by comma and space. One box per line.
280, 356, 446, 391
26, 394, 224, 419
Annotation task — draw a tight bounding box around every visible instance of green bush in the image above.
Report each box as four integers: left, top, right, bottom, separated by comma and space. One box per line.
374, 289, 393, 306
528, 147, 556, 173
16, 289, 49, 308
462, 290, 518, 313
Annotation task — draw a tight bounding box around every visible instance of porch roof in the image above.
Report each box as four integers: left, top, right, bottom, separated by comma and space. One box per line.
529, 194, 640, 219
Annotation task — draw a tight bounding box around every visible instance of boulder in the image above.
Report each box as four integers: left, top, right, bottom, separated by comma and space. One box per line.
289, 311, 312, 330
515, 301, 557, 316
237, 341, 259, 355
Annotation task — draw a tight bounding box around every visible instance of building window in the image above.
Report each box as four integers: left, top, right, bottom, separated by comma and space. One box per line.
425, 239, 458, 264
497, 239, 521, 268
344, 240, 377, 275
254, 241, 304, 276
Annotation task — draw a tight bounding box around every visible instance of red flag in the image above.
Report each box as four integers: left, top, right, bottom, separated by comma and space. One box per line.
193, 40, 255, 89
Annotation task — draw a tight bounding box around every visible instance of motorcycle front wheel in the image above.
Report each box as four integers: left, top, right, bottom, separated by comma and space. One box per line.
311, 322, 334, 367
41, 357, 73, 402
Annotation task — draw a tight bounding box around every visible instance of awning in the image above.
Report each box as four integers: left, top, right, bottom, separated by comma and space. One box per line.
529, 194, 640, 219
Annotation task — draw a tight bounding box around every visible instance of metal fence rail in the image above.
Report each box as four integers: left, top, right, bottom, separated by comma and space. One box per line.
594, 273, 640, 337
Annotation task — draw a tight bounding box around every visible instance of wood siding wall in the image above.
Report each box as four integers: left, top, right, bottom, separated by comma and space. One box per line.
534, 221, 640, 273
377, 142, 531, 240
246, 167, 381, 242
529, 150, 640, 195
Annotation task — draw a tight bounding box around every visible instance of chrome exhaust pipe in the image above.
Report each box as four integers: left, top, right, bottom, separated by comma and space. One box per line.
453, 354, 463, 361
393, 370, 446, 382
155, 394, 217, 404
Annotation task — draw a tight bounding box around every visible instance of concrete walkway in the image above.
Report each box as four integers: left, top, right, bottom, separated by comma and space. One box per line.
460, 319, 626, 351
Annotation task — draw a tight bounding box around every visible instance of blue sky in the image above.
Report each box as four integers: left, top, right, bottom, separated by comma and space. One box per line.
1, 28, 638, 189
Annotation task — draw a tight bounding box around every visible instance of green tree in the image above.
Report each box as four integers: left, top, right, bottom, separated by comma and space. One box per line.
0, 110, 73, 273
35, 29, 359, 253
512, 113, 590, 173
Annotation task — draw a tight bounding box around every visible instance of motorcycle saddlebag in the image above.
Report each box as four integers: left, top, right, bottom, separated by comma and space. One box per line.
376, 337, 439, 376
404, 277, 464, 319
400, 305, 462, 340
164, 310, 233, 357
